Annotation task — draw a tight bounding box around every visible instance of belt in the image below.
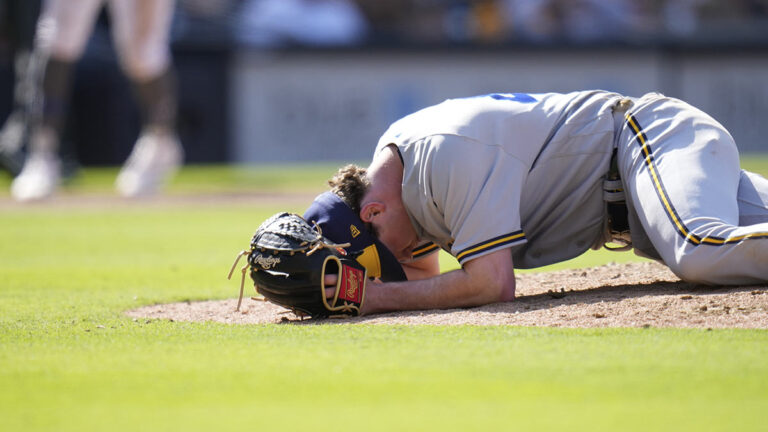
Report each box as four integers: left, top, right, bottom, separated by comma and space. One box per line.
602, 98, 634, 250
605, 98, 631, 205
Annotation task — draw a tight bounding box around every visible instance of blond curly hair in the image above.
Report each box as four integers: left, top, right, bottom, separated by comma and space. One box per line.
328, 164, 370, 214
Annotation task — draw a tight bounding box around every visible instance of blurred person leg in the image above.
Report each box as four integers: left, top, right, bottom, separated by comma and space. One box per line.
0, 0, 42, 175
11, 0, 104, 201
111, 0, 182, 198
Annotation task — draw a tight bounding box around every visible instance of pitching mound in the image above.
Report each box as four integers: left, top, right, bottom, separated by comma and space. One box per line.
127, 261, 768, 328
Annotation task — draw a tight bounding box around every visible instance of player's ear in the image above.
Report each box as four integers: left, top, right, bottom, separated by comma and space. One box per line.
360, 202, 385, 223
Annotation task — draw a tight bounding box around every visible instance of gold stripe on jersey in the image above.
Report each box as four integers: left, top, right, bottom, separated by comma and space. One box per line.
625, 113, 768, 245
412, 242, 440, 258
456, 231, 526, 263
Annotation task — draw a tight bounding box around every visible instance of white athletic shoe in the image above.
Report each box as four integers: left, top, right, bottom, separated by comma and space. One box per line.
115, 130, 183, 198
10, 149, 61, 202
10, 128, 61, 202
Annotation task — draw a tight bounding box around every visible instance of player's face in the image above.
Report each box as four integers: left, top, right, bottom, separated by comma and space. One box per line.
370, 208, 419, 263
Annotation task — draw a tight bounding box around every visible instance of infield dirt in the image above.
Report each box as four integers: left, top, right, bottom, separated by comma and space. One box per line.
128, 261, 768, 328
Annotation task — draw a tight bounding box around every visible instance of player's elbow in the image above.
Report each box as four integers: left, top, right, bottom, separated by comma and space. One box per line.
463, 263, 516, 304
462, 249, 517, 304
491, 272, 517, 302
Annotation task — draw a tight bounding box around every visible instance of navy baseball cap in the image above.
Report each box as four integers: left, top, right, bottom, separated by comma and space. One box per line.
303, 191, 407, 282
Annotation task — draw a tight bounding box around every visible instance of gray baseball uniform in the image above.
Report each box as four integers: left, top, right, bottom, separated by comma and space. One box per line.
376, 90, 768, 284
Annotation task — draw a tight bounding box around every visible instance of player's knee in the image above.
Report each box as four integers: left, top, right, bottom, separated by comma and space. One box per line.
117, 44, 170, 81
667, 255, 722, 285
38, 17, 88, 60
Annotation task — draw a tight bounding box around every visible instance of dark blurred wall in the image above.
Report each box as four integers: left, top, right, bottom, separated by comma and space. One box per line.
0, 59, 12, 122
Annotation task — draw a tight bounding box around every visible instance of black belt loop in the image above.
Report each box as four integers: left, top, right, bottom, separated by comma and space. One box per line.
605, 149, 629, 235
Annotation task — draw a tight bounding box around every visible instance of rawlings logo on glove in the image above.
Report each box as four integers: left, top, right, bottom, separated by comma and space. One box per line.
252, 255, 281, 269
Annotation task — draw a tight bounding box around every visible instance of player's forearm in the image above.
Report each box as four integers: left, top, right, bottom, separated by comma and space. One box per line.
363, 267, 514, 314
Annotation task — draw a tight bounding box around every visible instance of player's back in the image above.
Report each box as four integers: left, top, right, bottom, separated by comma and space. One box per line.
380, 90, 622, 169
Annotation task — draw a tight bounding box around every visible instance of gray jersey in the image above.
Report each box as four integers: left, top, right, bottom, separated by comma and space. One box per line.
376, 90, 623, 268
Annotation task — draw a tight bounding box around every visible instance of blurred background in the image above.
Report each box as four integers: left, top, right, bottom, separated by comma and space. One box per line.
1, 0, 767, 169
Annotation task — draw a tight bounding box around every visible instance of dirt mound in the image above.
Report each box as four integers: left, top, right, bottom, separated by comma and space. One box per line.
127, 261, 768, 328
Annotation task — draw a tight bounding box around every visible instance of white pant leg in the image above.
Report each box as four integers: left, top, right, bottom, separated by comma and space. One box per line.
36, 0, 104, 60
618, 94, 768, 285
107, 0, 176, 81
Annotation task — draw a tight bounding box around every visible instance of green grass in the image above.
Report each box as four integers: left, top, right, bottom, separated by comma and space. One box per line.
2, 158, 768, 431
3, 323, 767, 432
739, 153, 768, 176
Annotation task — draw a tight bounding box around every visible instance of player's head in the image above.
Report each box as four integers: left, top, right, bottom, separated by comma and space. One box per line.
325, 163, 418, 263
303, 165, 406, 281
328, 164, 370, 218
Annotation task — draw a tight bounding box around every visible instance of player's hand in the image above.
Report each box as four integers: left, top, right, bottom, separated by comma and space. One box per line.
324, 274, 338, 299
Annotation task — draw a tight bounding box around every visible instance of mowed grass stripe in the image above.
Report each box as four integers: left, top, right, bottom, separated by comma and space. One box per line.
1, 324, 767, 432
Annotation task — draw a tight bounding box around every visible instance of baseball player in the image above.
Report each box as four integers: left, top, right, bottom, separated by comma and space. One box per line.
305, 90, 768, 314
10, 0, 181, 201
